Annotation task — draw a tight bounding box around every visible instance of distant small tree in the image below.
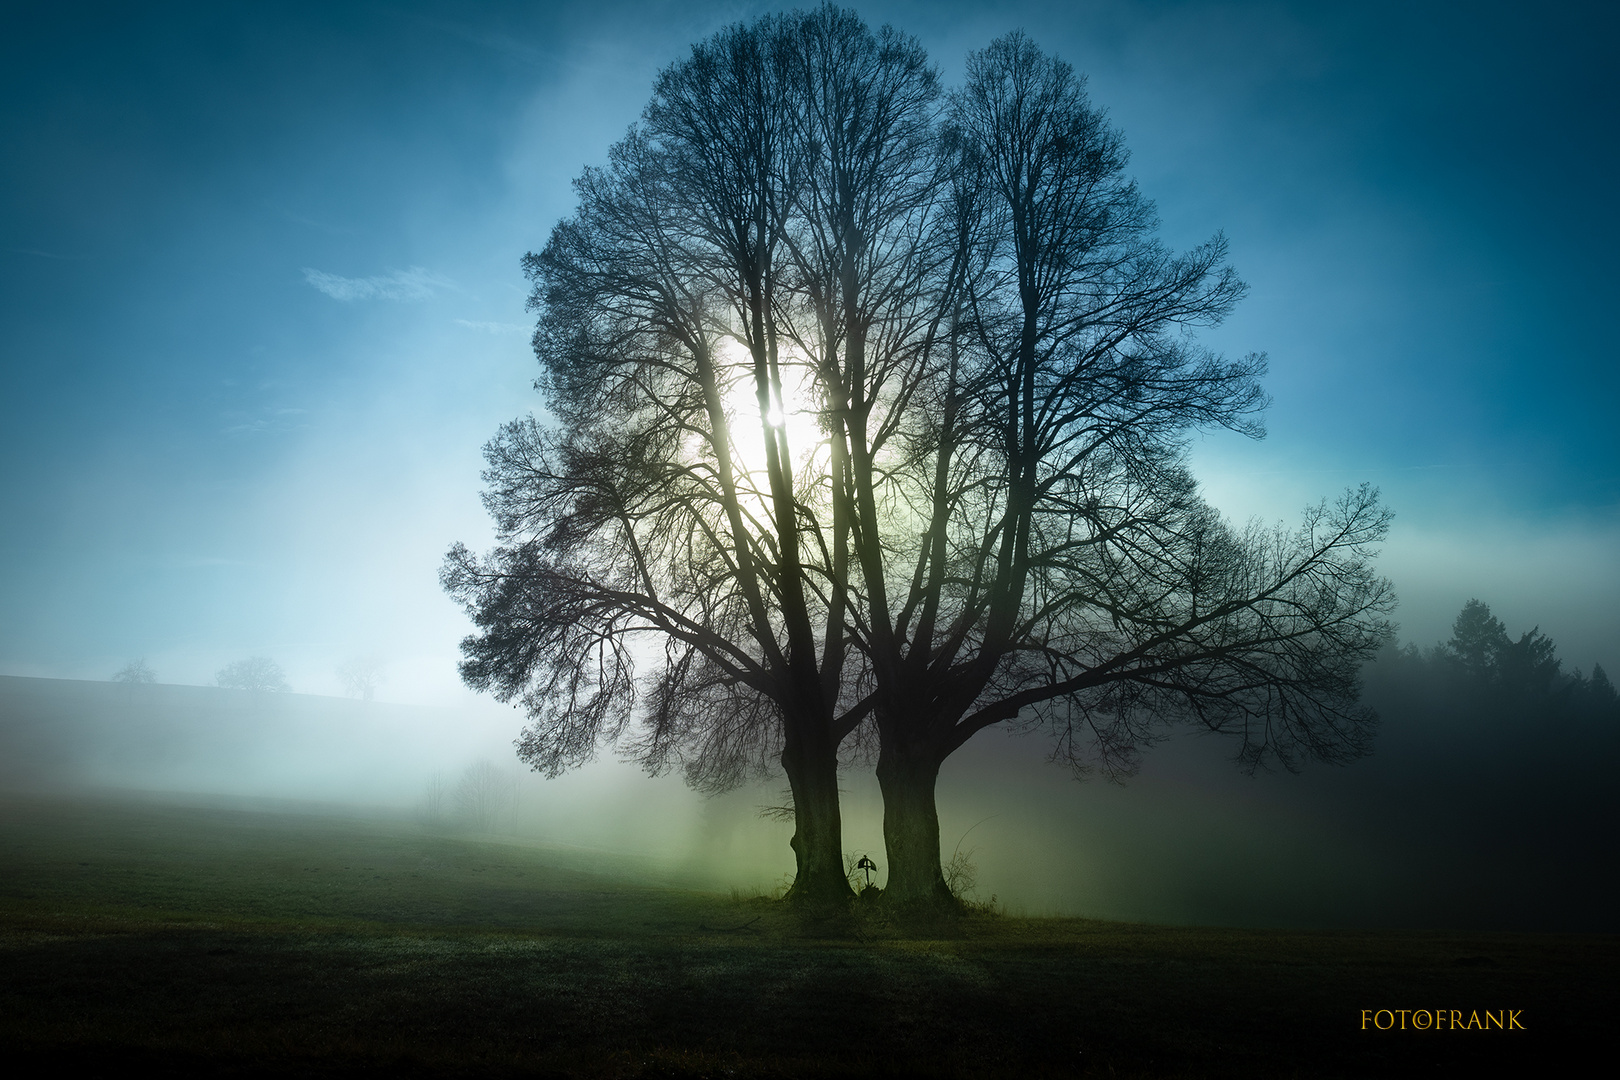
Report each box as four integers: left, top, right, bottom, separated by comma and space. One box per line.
337, 656, 387, 701
453, 760, 518, 832
418, 772, 448, 826
111, 659, 156, 684
216, 656, 289, 693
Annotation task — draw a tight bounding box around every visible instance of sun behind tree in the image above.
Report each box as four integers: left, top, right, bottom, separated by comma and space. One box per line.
444, 5, 1394, 908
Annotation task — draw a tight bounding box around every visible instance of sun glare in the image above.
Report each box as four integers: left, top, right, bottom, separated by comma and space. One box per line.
717, 340, 822, 479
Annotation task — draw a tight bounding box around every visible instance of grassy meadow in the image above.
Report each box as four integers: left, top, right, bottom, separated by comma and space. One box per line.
1, 789, 1610, 1078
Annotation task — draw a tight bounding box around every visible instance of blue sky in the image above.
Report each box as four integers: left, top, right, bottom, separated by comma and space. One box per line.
3, 0, 1616, 701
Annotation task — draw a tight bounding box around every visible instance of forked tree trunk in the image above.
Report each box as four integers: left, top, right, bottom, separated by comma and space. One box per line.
875, 744, 955, 907
781, 725, 854, 904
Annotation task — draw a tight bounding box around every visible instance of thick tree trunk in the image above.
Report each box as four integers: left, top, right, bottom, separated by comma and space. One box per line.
781, 725, 854, 904
875, 744, 955, 907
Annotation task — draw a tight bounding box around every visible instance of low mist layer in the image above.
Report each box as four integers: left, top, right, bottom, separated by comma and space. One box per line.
5, 640, 1614, 932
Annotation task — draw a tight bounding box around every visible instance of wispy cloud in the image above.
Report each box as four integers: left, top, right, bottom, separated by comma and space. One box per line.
220, 407, 309, 437
301, 266, 454, 302
455, 319, 528, 334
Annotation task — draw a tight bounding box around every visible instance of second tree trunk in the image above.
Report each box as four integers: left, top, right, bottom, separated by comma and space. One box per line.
875, 744, 954, 907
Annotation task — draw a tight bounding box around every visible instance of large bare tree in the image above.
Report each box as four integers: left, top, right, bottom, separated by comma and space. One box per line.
443, 9, 1395, 908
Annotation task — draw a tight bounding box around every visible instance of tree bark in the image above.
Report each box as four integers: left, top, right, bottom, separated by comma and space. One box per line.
781, 721, 854, 904
874, 737, 955, 907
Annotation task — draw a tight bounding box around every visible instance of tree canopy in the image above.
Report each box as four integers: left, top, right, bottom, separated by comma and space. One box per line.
216, 656, 289, 694
443, 6, 1396, 906
1443, 598, 1592, 701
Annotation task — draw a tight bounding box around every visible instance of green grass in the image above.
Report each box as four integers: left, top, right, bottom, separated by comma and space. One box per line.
1, 790, 1610, 1077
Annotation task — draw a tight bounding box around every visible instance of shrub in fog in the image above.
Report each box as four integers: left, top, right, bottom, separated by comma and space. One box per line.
452, 760, 517, 833
216, 656, 289, 693
111, 659, 156, 684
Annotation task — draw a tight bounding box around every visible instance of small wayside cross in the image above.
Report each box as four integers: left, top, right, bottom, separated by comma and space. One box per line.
855, 855, 877, 889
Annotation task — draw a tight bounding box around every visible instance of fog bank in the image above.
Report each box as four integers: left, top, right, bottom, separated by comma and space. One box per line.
4, 665, 1613, 931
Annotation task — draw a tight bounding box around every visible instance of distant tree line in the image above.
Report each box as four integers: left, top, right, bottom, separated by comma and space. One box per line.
111, 655, 393, 701
1375, 599, 1616, 723
1319, 598, 1619, 931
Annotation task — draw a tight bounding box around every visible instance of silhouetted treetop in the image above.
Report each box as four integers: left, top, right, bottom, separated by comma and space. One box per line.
1445, 598, 1564, 697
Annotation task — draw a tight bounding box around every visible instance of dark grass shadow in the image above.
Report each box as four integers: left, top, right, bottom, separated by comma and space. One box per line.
2, 789, 1613, 1078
